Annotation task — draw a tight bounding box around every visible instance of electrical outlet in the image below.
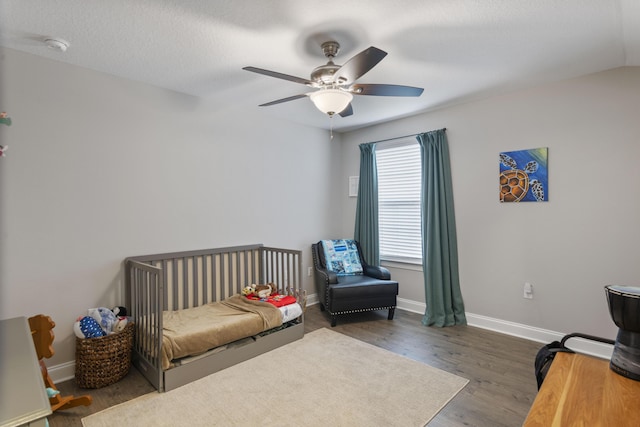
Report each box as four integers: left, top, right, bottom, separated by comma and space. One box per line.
307, 267, 313, 277
524, 282, 533, 299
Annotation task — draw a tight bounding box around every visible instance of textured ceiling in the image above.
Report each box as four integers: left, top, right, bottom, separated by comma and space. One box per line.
1, 0, 639, 132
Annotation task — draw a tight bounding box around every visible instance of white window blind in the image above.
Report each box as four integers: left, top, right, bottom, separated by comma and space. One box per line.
376, 140, 423, 264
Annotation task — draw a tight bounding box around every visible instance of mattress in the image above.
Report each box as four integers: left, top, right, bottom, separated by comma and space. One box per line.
279, 302, 303, 323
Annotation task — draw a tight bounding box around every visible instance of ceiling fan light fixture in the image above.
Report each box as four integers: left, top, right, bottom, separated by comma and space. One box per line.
309, 89, 353, 116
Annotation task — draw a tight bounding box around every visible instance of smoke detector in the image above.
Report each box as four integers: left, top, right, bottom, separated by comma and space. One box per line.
44, 38, 69, 52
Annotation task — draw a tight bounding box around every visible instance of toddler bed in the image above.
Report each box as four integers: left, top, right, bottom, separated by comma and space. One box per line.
125, 244, 304, 392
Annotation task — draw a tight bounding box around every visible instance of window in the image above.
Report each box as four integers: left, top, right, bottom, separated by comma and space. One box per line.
376, 139, 422, 264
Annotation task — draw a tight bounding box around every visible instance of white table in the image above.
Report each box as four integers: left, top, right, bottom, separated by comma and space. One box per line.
0, 317, 51, 427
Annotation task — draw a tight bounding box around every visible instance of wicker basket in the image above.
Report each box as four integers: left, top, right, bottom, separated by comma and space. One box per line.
75, 322, 134, 388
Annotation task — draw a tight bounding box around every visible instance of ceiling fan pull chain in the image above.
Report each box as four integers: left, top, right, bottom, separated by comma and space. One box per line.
330, 115, 334, 140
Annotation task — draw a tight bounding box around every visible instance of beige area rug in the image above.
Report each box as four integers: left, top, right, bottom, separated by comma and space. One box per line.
82, 328, 468, 427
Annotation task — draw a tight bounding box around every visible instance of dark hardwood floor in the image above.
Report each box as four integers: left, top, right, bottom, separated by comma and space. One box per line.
49, 304, 541, 426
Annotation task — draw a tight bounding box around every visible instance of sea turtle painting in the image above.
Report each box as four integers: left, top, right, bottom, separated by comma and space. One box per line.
499, 148, 548, 202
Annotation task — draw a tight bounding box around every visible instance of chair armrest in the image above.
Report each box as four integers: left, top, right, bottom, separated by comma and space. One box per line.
315, 267, 339, 285
354, 240, 392, 280
364, 265, 391, 280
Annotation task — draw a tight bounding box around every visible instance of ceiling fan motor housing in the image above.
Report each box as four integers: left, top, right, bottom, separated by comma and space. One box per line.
311, 41, 342, 84
311, 63, 339, 84
321, 41, 340, 58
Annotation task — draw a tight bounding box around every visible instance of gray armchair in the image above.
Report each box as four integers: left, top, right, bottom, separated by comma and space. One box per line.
311, 240, 398, 327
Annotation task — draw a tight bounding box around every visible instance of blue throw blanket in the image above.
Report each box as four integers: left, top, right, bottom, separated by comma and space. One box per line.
321, 239, 363, 276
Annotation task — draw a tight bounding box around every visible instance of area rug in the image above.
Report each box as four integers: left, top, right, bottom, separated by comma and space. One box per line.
82, 328, 468, 427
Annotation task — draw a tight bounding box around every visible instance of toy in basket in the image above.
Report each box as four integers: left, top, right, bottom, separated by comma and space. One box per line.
74, 306, 134, 389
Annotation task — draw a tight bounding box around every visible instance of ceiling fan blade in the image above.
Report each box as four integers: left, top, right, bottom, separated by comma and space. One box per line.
258, 94, 308, 107
351, 83, 424, 97
243, 66, 314, 86
331, 47, 387, 84
338, 103, 353, 117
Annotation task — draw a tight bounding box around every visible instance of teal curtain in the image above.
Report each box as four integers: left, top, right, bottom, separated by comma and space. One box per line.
354, 142, 379, 265
417, 129, 467, 327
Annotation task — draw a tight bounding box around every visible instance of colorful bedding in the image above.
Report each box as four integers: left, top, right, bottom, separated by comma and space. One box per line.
245, 293, 298, 307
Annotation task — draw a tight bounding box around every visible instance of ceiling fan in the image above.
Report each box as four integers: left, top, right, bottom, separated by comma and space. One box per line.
243, 41, 424, 117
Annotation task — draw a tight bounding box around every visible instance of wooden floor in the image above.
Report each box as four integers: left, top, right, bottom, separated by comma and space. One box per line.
49, 304, 542, 426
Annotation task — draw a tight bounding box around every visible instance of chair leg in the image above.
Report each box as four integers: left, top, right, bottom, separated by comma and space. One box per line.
319, 303, 325, 312
388, 308, 395, 320
331, 315, 337, 327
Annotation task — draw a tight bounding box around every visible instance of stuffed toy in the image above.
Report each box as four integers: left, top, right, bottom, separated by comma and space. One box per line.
0, 112, 11, 126
113, 316, 128, 333
46, 387, 60, 398
253, 283, 278, 299
88, 307, 118, 334
241, 285, 255, 296
74, 316, 106, 339
266, 282, 278, 295
112, 306, 128, 317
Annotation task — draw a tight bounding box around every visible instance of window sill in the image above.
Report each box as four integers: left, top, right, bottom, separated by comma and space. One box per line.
380, 260, 423, 272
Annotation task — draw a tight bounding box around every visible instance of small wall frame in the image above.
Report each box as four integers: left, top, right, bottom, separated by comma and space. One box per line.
349, 176, 359, 197
499, 147, 548, 202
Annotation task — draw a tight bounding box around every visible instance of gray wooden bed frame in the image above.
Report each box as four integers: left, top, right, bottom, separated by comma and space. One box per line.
125, 244, 304, 392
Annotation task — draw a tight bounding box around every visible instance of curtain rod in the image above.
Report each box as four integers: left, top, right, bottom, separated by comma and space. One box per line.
367, 128, 446, 145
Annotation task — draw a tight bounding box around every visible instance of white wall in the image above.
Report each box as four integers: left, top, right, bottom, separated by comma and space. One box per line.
0, 48, 343, 366
341, 67, 640, 340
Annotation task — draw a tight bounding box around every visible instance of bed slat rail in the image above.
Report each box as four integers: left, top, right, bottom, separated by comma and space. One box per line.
126, 259, 164, 390
260, 247, 302, 296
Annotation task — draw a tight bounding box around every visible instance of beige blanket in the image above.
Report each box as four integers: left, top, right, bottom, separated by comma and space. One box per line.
161, 294, 282, 370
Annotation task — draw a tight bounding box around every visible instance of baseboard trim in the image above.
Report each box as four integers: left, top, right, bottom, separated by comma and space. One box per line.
396, 297, 425, 314
351, 295, 613, 360
49, 360, 76, 383
48, 294, 613, 381
466, 312, 613, 359
396, 298, 613, 360
306, 292, 319, 307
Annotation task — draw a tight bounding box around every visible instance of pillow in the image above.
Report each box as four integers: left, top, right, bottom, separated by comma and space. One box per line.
321, 239, 363, 276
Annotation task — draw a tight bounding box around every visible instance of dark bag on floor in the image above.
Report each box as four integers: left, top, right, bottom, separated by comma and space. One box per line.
534, 333, 614, 389
534, 340, 573, 389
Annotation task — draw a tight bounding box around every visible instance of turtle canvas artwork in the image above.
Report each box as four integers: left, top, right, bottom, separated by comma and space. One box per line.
499, 147, 548, 202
